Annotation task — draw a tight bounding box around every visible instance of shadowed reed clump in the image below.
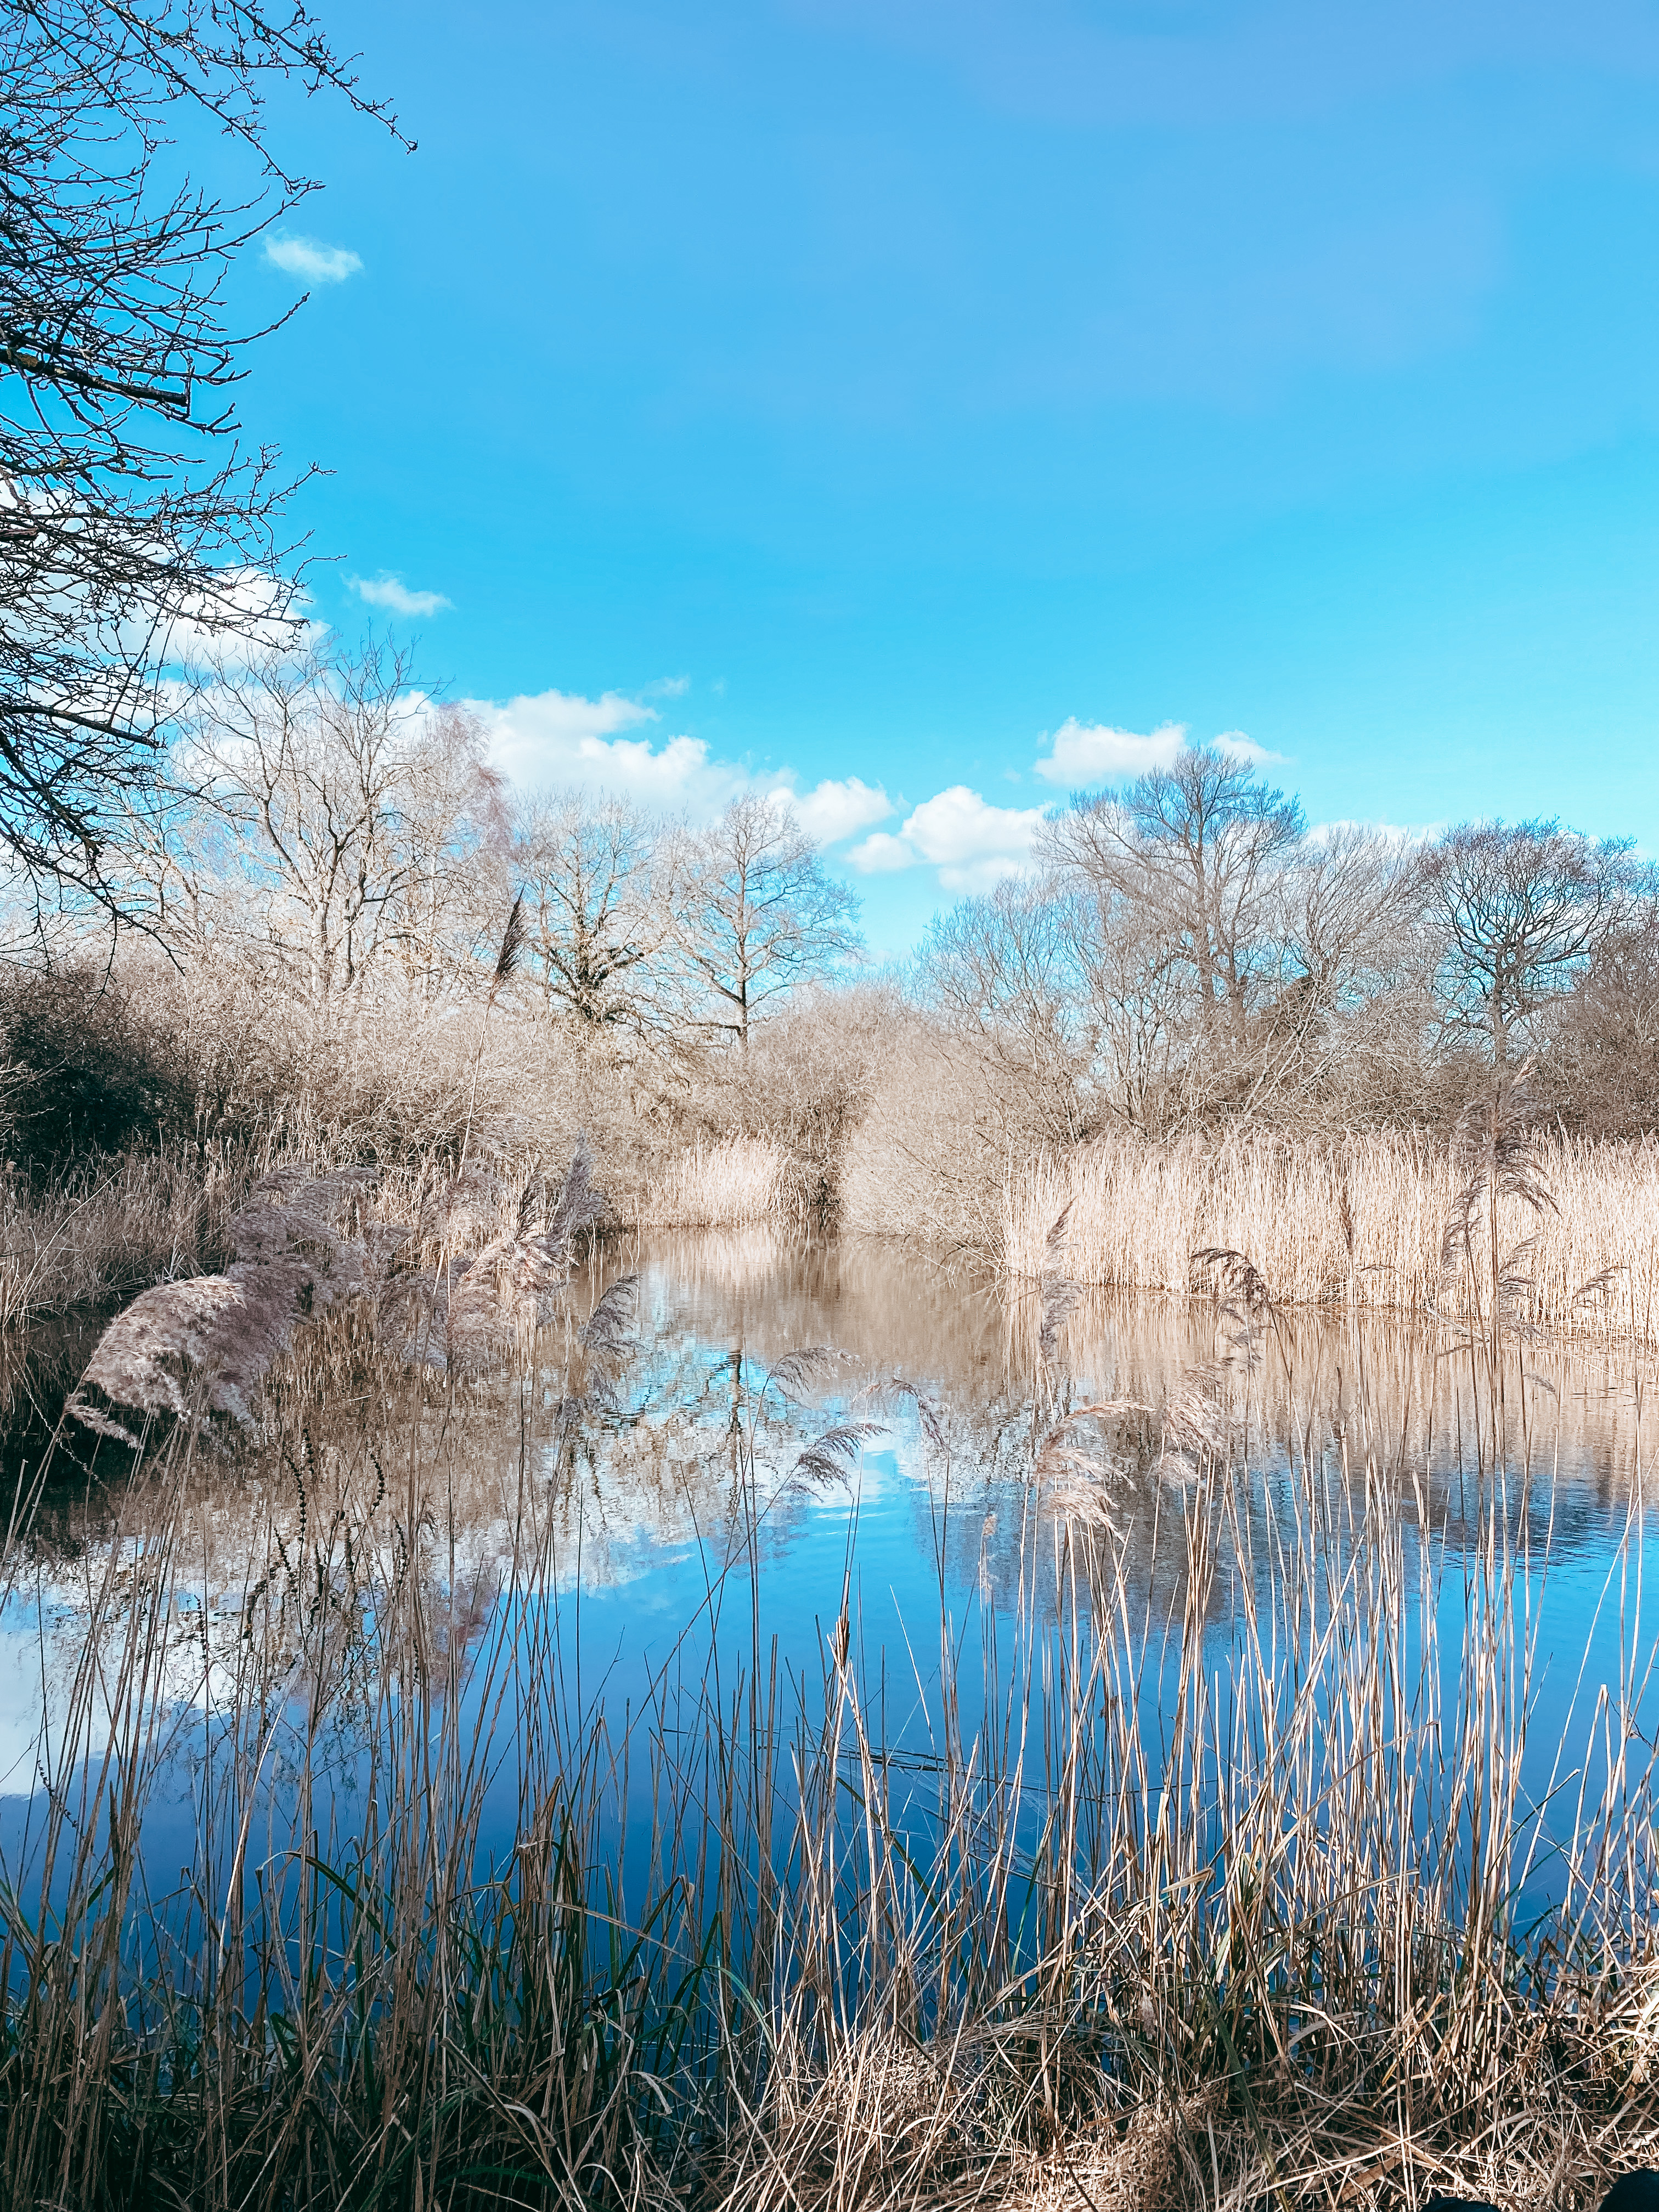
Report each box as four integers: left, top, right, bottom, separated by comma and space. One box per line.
65, 1139, 612, 1440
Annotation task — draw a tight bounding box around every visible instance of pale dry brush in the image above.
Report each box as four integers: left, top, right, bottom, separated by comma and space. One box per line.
1001, 1127, 1659, 1344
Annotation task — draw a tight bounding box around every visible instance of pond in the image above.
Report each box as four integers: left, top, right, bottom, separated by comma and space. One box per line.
4, 1223, 1659, 2212
5, 1227, 1655, 1923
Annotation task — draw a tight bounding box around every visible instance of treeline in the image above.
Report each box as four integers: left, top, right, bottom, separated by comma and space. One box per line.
121, 641, 859, 1049
920, 749, 1658, 1144
8, 641, 1659, 1201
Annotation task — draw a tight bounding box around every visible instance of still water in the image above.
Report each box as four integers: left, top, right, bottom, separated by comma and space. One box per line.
2, 1228, 1656, 1920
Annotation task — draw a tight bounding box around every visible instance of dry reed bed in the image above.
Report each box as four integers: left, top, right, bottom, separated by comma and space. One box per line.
4, 1329, 1659, 2210
645, 1135, 791, 1227
1003, 1130, 1659, 1341
0, 1150, 245, 1326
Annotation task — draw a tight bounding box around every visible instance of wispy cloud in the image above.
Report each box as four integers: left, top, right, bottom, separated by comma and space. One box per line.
349, 574, 452, 619
849, 785, 1049, 891
264, 235, 363, 284
1212, 729, 1287, 769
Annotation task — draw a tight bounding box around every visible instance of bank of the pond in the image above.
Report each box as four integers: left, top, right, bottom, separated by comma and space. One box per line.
15, 1116, 1659, 1361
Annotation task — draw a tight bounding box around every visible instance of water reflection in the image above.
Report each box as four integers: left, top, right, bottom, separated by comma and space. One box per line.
3, 1229, 1655, 1804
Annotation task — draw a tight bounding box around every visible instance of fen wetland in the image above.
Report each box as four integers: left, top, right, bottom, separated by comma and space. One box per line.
6, 1121, 1659, 2212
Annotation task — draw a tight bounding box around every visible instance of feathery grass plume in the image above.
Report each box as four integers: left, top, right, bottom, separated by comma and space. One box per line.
1159, 1364, 1236, 1476
492, 890, 526, 998
456, 893, 529, 1181
789, 1417, 884, 1491
67, 1168, 400, 1442
765, 1344, 847, 1405
879, 1372, 949, 1453
1192, 1243, 1286, 1383
1037, 1202, 1079, 1369
550, 1273, 641, 1431
1034, 1397, 1150, 1531
437, 1137, 610, 1373
581, 1271, 638, 1365
1438, 1067, 1558, 1353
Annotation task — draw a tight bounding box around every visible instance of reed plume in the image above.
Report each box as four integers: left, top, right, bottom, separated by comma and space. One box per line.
67, 1167, 400, 1442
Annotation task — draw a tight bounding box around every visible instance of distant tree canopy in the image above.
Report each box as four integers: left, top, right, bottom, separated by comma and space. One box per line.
144, 650, 867, 1041
0, 0, 394, 910
1422, 820, 1645, 1064
910, 745, 1657, 1139
48, 668, 1659, 1137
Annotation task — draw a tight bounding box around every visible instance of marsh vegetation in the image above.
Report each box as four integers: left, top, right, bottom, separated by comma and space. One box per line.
9, 3, 1659, 2204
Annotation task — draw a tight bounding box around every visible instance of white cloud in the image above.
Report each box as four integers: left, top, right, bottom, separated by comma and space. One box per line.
264, 235, 363, 284
471, 687, 752, 815
849, 785, 1049, 891
785, 777, 892, 845
471, 688, 898, 840
350, 574, 452, 619
847, 830, 915, 873
1212, 729, 1287, 769
1034, 719, 1288, 785
1034, 719, 1188, 786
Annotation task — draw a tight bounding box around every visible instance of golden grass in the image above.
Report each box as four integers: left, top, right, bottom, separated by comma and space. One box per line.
12, 1359, 1658, 2209
647, 1135, 789, 1226
1002, 1128, 1659, 1341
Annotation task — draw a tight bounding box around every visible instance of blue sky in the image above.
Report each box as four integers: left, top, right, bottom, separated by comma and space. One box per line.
222, 0, 1659, 952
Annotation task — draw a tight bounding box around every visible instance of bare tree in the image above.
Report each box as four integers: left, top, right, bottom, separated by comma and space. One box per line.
1057, 874, 1195, 1129
512, 792, 664, 1032
1, 0, 397, 909
388, 706, 510, 1002
1545, 891, 1659, 1132
918, 881, 1092, 1143
185, 640, 499, 1015
1423, 820, 1645, 1064
1280, 826, 1420, 1011
1232, 824, 1430, 1110
671, 796, 862, 1046
1049, 746, 1306, 1052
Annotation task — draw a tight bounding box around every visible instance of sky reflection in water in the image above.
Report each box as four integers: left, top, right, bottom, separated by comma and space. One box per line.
2, 1229, 1656, 1919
